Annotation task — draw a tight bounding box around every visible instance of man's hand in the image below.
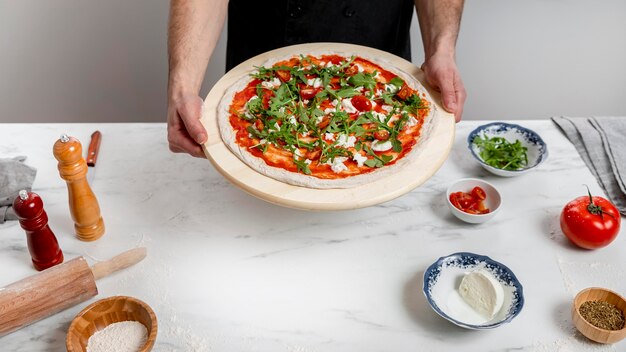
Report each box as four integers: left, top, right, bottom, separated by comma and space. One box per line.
421, 51, 466, 122
167, 0, 228, 157
167, 94, 207, 158
415, 0, 465, 122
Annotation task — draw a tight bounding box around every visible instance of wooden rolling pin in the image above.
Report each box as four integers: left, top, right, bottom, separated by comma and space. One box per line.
0, 247, 147, 337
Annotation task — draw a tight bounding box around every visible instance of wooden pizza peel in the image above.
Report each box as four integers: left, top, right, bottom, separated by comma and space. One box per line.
200, 43, 455, 211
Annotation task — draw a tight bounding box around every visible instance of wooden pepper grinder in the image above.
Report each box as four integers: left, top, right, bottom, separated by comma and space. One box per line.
53, 134, 105, 241
13, 190, 64, 271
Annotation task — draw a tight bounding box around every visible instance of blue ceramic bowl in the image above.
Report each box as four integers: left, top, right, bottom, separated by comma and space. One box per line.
468, 122, 548, 177
423, 252, 524, 329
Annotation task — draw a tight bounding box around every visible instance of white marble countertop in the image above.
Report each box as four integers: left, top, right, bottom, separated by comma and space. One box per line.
0, 121, 624, 352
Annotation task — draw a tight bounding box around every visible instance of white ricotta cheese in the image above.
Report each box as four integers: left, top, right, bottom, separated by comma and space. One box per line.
261, 78, 281, 89
372, 111, 387, 123
331, 99, 339, 106
341, 98, 358, 114
324, 132, 336, 141
307, 78, 323, 88
384, 84, 399, 93
304, 159, 312, 165
371, 140, 392, 152
336, 134, 356, 148
381, 105, 393, 113
324, 108, 335, 115
288, 116, 297, 125
406, 116, 418, 127
328, 157, 348, 173
458, 269, 504, 319
352, 152, 368, 167
355, 63, 365, 73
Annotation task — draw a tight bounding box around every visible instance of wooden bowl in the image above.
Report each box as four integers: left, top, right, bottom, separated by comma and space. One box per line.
66, 296, 157, 352
572, 287, 626, 344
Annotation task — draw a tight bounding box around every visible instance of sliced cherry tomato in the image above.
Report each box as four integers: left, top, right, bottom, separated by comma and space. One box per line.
471, 186, 487, 200
449, 188, 490, 214
345, 64, 359, 75
457, 193, 475, 208
305, 149, 321, 161
351, 95, 373, 112
373, 130, 390, 141
300, 87, 320, 100
449, 193, 462, 209
318, 117, 330, 129
275, 70, 291, 82
254, 119, 264, 131
396, 84, 414, 100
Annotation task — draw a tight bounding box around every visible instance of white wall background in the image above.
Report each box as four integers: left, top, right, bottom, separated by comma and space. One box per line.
1, 1, 625, 123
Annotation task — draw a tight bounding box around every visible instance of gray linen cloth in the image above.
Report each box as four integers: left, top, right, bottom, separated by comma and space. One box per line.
552, 116, 626, 215
0, 156, 37, 223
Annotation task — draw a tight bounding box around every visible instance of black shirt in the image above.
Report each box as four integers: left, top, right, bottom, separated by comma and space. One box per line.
226, 0, 415, 71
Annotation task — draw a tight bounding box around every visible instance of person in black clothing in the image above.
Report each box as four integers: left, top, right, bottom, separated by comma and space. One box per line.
167, 0, 466, 158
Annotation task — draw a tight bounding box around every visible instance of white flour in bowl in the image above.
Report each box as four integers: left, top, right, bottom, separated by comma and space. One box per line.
87, 321, 148, 352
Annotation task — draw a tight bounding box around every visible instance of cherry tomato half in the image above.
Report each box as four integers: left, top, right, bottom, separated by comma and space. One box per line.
275, 70, 291, 82
351, 95, 372, 112
471, 186, 486, 200
449, 188, 490, 215
373, 130, 390, 141
300, 87, 320, 100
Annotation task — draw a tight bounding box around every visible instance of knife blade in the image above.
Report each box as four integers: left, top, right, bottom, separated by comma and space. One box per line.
86, 131, 102, 185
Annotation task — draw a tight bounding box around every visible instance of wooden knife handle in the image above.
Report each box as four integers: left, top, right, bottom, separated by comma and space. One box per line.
90, 247, 147, 281
86, 131, 102, 167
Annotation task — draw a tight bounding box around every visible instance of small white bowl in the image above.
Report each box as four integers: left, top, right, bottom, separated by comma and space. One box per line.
468, 122, 548, 177
446, 178, 501, 224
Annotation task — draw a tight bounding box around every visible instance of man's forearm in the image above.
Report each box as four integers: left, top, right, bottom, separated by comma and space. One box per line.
414, 0, 464, 58
168, 0, 228, 99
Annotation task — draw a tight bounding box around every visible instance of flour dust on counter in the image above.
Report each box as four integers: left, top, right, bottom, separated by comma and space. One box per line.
86, 321, 147, 352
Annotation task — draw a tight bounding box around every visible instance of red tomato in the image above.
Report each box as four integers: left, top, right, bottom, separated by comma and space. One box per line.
345, 64, 359, 75
300, 87, 320, 100
449, 193, 462, 209
254, 119, 264, 131
449, 188, 490, 215
351, 95, 372, 112
373, 130, 390, 141
275, 70, 291, 82
471, 186, 486, 200
396, 84, 414, 100
560, 189, 621, 249
318, 117, 330, 129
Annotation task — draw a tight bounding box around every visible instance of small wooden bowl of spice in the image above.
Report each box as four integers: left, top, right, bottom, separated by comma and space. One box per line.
66, 296, 157, 352
572, 287, 626, 344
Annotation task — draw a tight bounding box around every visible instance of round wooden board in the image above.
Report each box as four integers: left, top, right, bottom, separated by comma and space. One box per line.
201, 43, 455, 211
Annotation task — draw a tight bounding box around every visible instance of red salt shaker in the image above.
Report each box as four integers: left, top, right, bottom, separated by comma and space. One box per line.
12, 190, 64, 271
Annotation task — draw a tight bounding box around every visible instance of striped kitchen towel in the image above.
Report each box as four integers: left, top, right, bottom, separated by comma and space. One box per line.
552, 116, 626, 215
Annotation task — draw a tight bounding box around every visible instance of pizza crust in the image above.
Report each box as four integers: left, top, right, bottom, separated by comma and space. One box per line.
214, 51, 436, 189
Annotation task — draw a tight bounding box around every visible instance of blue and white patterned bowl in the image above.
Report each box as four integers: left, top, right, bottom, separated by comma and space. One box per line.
422, 252, 524, 330
467, 122, 548, 177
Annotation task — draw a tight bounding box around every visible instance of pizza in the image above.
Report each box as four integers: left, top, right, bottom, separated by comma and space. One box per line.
217, 52, 436, 189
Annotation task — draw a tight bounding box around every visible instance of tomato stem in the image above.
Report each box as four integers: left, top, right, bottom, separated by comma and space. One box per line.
584, 184, 616, 220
